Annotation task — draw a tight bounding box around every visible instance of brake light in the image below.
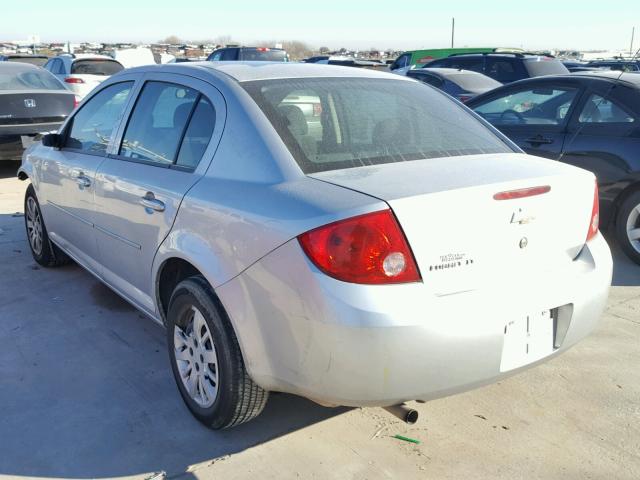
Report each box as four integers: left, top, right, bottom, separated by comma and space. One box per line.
458, 95, 472, 103
73, 95, 80, 108
493, 185, 551, 200
64, 77, 85, 84
586, 181, 599, 242
256, 47, 270, 52
298, 210, 421, 284
312, 103, 322, 116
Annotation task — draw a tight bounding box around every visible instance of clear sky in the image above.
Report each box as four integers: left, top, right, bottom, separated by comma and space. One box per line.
3, 0, 638, 51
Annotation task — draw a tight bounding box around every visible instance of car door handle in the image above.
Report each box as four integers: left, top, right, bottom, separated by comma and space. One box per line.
525, 136, 554, 145
75, 174, 91, 188
140, 193, 165, 212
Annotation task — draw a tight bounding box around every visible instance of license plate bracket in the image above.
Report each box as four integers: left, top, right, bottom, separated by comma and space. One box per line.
500, 309, 555, 372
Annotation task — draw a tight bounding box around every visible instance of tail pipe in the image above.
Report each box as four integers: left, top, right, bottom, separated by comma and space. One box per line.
383, 403, 419, 424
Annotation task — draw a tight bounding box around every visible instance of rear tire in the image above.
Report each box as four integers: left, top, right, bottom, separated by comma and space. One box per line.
24, 184, 71, 267
615, 190, 640, 265
166, 275, 269, 429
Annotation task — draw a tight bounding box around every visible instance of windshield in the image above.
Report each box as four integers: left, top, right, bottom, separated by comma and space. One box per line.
242, 49, 288, 62
0, 69, 65, 91
243, 77, 513, 174
71, 59, 124, 75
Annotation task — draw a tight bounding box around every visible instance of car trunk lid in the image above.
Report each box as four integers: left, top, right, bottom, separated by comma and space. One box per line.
309, 153, 595, 296
0, 91, 75, 125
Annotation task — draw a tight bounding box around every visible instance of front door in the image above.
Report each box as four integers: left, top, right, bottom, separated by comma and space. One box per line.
93, 74, 224, 314
38, 80, 135, 272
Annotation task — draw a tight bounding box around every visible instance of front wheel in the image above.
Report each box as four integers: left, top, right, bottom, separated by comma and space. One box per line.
24, 184, 70, 267
167, 276, 269, 429
615, 190, 640, 265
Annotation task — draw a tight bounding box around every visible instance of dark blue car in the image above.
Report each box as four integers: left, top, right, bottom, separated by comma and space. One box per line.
467, 71, 640, 264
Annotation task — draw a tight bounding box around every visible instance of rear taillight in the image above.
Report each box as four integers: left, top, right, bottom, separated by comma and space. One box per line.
458, 95, 472, 103
64, 77, 85, 84
298, 209, 421, 284
73, 96, 80, 108
586, 181, 600, 242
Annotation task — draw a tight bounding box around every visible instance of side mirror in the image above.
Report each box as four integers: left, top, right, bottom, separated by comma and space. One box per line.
42, 133, 61, 149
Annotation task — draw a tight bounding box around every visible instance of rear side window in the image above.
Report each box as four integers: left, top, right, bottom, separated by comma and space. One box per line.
119, 82, 198, 165
221, 49, 239, 61
176, 97, 216, 169
119, 81, 216, 169
243, 78, 513, 174
65, 82, 133, 153
578, 94, 635, 123
71, 59, 123, 76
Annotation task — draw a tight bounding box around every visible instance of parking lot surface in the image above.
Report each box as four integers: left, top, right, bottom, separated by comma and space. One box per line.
0, 161, 638, 480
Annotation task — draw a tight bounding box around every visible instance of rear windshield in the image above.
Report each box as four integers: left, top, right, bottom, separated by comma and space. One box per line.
243, 77, 513, 174
443, 72, 502, 90
0, 69, 65, 91
242, 49, 288, 62
524, 58, 569, 77
71, 59, 124, 75
7, 57, 48, 67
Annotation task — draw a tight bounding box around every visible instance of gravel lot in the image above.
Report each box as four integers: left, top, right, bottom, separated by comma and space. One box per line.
0, 160, 638, 480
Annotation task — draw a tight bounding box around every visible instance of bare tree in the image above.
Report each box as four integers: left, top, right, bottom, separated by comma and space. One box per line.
160, 35, 181, 45
319, 46, 330, 54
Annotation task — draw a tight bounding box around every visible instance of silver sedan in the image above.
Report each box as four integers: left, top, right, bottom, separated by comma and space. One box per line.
18, 62, 612, 429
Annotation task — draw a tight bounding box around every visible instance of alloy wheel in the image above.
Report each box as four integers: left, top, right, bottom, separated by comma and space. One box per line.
173, 306, 219, 407
627, 203, 640, 254
26, 197, 43, 256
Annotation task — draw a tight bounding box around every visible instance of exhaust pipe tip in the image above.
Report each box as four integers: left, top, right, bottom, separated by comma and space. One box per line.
383, 403, 419, 424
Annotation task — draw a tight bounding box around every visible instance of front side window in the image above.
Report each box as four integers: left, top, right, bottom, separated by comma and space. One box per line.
119, 81, 200, 165
578, 94, 635, 123
243, 78, 513, 174
393, 54, 411, 69
473, 87, 578, 126
65, 81, 133, 153
485, 59, 521, 83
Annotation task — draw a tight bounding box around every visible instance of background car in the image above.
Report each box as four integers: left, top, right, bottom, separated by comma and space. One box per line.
586, 59, 640, 72
389, 47, 506, 71
207, 47, 289, 62
0, 62, 75, 161
404, 67, 502, 102
425, 53, 569, 84
42, 54, 124, 98
467, 71, 640, 263
0, 54, 49, 67
562, 60, 603, 73
19, 63, 611, 430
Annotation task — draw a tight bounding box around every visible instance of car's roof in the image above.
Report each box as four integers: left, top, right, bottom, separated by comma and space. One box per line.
130, 61, 410, 83
568, 70, 640, 86
3, 54, 48, 58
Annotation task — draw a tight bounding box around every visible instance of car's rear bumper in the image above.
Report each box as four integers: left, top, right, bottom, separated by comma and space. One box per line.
216, 233, 612, 407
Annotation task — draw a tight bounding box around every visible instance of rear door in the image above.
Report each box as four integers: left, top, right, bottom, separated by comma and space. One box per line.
93, 73, 225, 313
471, 79, 584, 159
561, 82, 640, 222
36, 78, 136, 272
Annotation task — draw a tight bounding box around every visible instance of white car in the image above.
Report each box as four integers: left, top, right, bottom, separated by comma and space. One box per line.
42, 54, 124, 99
